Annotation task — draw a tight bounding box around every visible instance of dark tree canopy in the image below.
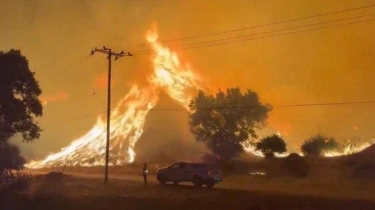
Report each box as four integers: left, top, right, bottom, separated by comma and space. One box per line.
256, 134, 287, 158
301, 135, 338, 157
0, 141, 25, 172
189, 87, 272, 161
0, 49, 42, 142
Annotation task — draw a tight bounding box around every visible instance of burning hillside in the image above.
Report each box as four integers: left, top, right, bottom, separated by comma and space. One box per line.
27, 30, 203, 168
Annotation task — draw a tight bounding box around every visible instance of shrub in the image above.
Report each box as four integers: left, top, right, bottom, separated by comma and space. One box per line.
284, 153, 309, 177
0, 170, 31, 192
201, 153, 220, 163
256, 134, 287, 158
0, 141, 31, 193
301, 135, 338, 157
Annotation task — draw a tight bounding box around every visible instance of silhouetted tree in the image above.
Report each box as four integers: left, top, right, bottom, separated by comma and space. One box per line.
0, 49, 40, 192
256, 134, 287, 158
0, 49, 43, 143
189, 88, 271, 161
301, 135, 338, 157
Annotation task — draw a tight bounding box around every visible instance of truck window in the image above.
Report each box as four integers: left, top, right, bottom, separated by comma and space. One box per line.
169, 163, 180, 169
179, 163, 186, 169
192, 164, 207, 169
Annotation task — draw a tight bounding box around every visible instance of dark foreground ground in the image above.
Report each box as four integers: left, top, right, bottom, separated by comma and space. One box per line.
5, 153, 375, 210
2, 172, 375, 210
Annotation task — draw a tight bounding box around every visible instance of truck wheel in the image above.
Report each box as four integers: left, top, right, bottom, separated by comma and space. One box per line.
206, 181, 215, 188
193, 177, 203, 188
158, 174, 167, 185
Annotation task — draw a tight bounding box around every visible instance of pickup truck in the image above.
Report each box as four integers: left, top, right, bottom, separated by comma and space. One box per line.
156, 161, 222, 188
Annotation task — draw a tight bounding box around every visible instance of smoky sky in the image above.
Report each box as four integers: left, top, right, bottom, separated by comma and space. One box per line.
1, 0, 375, 160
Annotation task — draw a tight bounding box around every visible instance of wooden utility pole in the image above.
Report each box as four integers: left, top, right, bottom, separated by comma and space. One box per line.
90, 46, 133, 183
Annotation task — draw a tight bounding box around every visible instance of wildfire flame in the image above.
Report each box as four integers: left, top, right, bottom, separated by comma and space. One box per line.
323, 140, 375, 157
26, 30, 203, 168
27, 30, 374, 168
243, 134, 374, 158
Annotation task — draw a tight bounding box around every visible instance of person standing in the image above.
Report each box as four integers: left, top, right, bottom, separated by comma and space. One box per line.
143, 162, 148, 184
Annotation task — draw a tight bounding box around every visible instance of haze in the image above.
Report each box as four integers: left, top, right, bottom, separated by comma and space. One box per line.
1, 0, 374, 160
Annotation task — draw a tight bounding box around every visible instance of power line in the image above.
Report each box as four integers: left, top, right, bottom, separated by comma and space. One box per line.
147, 100, 375, 111
69, 110, 108, 121
47, 100, 375, 127
134, 17, 375, 55
134, 13, 375, 54
274, 100, 375, 107
53, 100, 375, 120
122, 4, 375, 49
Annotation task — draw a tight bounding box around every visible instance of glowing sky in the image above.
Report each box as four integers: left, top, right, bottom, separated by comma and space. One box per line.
1, 0, 375, 159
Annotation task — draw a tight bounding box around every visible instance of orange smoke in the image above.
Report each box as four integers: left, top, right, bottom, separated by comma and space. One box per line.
40, 92, 68, 105
268, 118, 292, 137
94, 73, 116, 89
27, 29, 374, 168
